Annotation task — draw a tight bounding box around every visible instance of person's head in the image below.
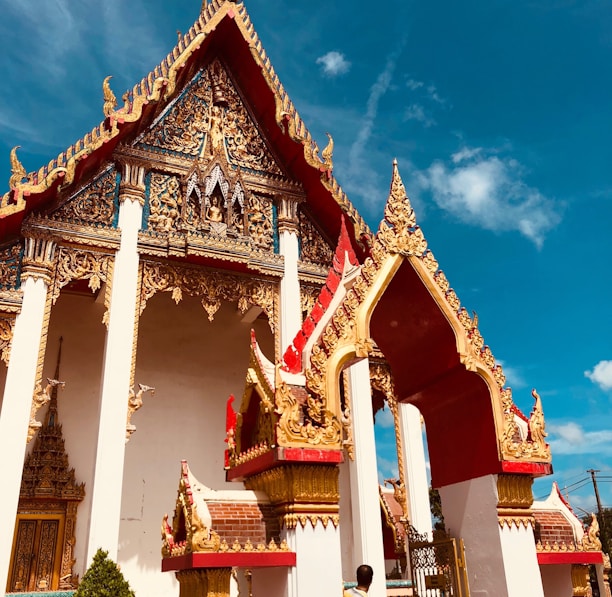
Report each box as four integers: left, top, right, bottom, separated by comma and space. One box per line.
356, 564, 373, 590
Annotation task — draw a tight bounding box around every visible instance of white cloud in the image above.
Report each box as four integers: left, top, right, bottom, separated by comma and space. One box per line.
419, 147, 562, 247
496, 360, 526, 389
404, 103, 436, 127
316, 51, 351, 77
548, 422, 612, 455
375, 407, 394, 428
585, 360, 612, 391
551, 422, 585, 445
451, 147, 483, 163
427, 84, 445, 104
406, 78, 424, 91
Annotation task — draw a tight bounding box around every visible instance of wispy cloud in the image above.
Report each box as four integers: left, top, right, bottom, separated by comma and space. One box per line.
343, 42, 406, 208
316, 51, 351, 77
404, 104, 436, 127
418, 146, 562, 247
406, 78, 424, 91
496, 360, 527, 389
585, 360, 612, 391
548, 421, 612, 455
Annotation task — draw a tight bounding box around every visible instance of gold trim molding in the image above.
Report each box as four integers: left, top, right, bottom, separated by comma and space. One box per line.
244, 464, 340, 529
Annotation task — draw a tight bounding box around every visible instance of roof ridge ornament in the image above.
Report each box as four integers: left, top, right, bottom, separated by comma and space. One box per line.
102, 75, 118, 118
9, 146, 27, 190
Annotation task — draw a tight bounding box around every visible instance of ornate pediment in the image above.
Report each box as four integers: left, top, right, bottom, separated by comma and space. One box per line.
136, 59, 282, 177
298, 208, 334, 269
48, 165, 118, 227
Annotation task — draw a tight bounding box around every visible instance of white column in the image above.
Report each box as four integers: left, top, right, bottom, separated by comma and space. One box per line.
398, 403, 432, 538
438, 474, 545, 597
0, 236, 56, 593
277, 196, 302, 354
346, 359, 387, 597
86, 162, 145, 564
284, 523, 343, 597
499, 524, 544, 597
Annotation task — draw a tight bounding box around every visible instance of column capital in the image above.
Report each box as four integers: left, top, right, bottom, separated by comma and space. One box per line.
20, 232, 57, 284
276, 195, 303, 234
117, 159, 147, 206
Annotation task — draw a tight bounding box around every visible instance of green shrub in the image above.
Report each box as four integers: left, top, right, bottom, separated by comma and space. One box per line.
74, 549, 135, 597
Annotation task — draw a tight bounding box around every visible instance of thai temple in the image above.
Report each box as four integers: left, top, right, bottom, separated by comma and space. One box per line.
1, 1, 610, 596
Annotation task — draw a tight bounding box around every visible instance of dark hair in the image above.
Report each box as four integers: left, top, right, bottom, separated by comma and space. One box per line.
356, 564, 373, 587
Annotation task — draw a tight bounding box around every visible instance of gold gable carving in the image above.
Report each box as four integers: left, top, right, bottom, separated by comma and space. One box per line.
299, 208, 333, 269
147, 164, 275, 251
138, 59, 282, 176
51, 166, 117, 227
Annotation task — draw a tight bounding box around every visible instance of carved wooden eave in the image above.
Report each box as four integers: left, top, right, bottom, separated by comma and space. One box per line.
302, 160, 551, 488
0, 0, 369, 262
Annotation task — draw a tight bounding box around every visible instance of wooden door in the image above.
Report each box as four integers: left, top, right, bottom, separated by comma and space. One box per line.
7, 514, 64, 592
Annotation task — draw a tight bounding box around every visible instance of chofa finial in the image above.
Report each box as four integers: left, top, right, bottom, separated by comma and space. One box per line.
102, 76, 117, 118
9, 146, 27, 190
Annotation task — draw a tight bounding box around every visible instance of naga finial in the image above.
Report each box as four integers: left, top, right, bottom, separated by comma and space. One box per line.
9, 146, 27, 189
321, 132, 334, 170
528, 389, 547, 447
102, 75, 118, 118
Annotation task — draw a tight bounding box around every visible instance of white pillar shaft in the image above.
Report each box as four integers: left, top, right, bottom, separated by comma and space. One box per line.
398, 403, 432, 538
499, 525, 544, 597
283, 524, 343, 597
279, 228, 301, 354
438, 474, 545, 597
86, 197, 142, 564
0, 276, 49, 592
347, 359, 386, 597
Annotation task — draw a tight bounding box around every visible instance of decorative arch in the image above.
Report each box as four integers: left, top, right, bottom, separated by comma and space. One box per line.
305, 162, 551, 487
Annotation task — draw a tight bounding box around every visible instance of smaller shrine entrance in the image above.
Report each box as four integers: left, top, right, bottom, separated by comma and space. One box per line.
7, 339, 84, 593
407, 528, 470, 597
8, 514, 65, 592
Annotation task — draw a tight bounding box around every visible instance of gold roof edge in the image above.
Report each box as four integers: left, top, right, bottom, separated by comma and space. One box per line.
2, 0, 371, 249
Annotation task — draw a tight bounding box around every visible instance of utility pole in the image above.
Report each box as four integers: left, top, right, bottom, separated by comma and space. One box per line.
588, 469, 608, 552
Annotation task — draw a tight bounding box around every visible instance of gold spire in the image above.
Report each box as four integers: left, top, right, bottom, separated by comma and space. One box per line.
102, 76, 117, 118
9, 146, 27, 189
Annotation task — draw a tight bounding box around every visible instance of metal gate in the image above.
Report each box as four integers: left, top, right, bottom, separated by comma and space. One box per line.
408, 528, 470, 597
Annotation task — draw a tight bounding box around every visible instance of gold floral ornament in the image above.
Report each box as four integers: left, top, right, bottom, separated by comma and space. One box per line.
274, 365, 342, 449
501, 389, 551, 461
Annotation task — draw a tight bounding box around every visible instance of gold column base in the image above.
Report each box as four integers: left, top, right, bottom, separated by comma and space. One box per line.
176, 568, 232, 597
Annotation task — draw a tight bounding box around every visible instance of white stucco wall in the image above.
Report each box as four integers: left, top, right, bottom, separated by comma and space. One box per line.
118, 293, 274, 596
539, 563, 572, 596
35, 288, 274, 597
42, 291, 108, 583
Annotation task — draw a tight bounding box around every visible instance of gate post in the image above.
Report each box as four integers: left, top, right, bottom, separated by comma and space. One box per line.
438, 474, 545, 597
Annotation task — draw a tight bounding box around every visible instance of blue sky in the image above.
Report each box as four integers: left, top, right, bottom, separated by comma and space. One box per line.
1, 0, 611, 514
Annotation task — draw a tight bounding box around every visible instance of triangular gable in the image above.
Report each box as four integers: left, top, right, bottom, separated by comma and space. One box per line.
135, 59, 283, 176
0, 0, 370, 258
